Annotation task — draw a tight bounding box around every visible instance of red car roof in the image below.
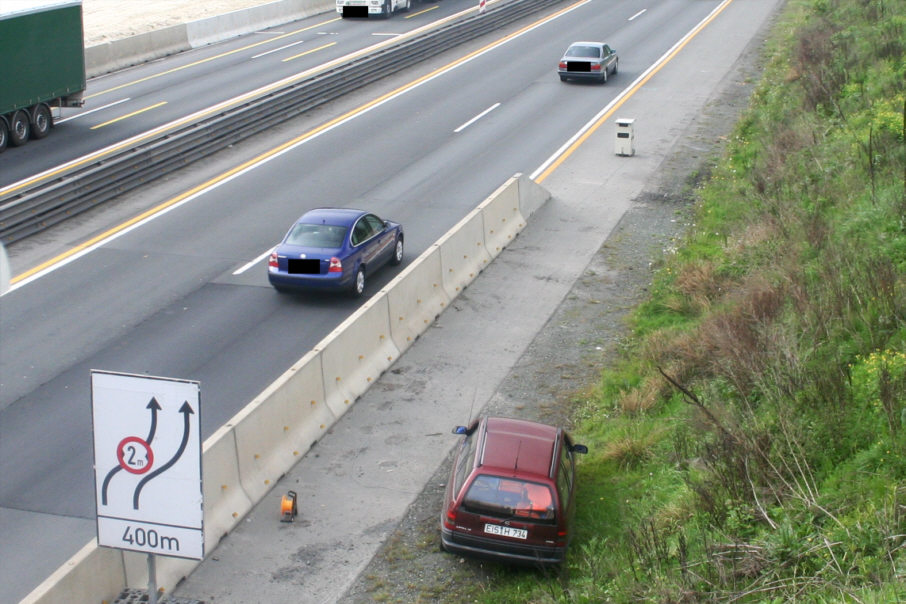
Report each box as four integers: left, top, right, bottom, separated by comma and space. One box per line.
480, 417, 558, 478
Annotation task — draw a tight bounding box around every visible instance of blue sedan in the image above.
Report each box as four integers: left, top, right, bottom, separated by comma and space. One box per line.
268, 208, 404, 296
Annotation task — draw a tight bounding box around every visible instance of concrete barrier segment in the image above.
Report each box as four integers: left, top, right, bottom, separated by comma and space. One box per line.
385, 245, 450, 353
437, 209, 492, 299
233, 350, 336, 503
516, 173, 551, 220
317, 293, 400, 417
478, 175, 524, 259
198, 426, 254, 557
85, 0, 334, 77
86, 25, 192, 77
186, 0, 336, 48
20, 540, 126, 604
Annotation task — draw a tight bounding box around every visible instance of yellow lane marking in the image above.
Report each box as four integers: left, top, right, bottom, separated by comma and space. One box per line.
406, 6, 439, 18
283, 42, 338, 62
90, 102, 168, 129
86, 18, 342, 100
535, 0, 734, 183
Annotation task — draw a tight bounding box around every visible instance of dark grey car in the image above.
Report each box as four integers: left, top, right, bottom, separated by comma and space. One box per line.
557, 42, 618, 83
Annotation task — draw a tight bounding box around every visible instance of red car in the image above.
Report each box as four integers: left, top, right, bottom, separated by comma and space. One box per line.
440, 416, 588, 566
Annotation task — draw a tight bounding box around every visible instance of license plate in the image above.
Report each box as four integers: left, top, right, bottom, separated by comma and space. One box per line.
484, 524, 527, 539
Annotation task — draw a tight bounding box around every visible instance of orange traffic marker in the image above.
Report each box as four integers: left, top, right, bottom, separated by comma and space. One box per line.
280, 490, 298, 522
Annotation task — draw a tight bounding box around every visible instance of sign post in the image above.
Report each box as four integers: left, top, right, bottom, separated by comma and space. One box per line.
91, 370, 204, 599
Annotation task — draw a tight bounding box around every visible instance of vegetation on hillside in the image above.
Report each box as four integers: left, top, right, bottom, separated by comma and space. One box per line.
474, 0, 906, 601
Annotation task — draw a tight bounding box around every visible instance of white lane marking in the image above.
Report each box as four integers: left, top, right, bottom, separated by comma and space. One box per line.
253, 40, 307, 58
454, 103, 501, 133
629, 9, 647, 21
233, 247, 275, 275
55, 98, 131, 124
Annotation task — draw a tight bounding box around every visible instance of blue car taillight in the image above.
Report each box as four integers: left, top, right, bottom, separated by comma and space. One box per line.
328, 257, 343, 273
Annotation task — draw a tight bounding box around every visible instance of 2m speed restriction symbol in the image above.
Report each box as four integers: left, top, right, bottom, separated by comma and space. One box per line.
91, 371, 203, 560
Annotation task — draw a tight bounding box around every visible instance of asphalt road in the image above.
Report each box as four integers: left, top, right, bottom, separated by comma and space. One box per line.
0, 0, 783, 601
0, 0, 479, 188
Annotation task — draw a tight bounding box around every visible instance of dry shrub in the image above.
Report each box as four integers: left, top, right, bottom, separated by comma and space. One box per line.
695, 276, 787, 395
794, 19, 846, 113
603, 427, 664, 469
618, 375, 668, 415
753, 124, 815, 196
724, 218, 780, 257
673, 261, 720, 314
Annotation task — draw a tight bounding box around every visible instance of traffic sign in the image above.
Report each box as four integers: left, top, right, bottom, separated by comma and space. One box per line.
91, 371, 203, 560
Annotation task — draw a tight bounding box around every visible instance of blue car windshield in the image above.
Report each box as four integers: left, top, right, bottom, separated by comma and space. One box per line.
286, 223, 348, 248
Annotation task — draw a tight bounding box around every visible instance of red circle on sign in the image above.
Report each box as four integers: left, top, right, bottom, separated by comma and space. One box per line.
117, 436, 154, 474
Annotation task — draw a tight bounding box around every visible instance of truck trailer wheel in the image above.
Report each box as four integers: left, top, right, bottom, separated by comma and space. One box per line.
0, 118, 8, 153
9, 110, 30, 147
31, 104, 53, 139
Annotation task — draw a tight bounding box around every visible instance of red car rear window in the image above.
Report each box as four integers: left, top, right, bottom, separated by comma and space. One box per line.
463, 475, 556, 521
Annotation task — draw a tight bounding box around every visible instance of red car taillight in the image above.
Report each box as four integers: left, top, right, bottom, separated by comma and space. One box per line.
328, 257, 343, 273
268, 252, 278, 269
558, 61, 566, 69
591, 63, 602, 71
443, 507, 457, 529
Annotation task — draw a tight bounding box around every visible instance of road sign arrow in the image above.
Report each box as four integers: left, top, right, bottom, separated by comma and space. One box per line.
146, 396, 162, 443
132, 401, 194, 510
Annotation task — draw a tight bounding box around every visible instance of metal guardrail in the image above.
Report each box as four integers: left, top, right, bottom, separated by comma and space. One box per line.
0, 0, 563, 244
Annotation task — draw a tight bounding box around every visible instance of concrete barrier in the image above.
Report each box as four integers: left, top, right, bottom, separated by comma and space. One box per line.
479, 176, 525, 259
186, 0, 335, 48
21, 174, 551, 603
385, 245, 450, 354
85, 0, 334, 77
24, 541, 125, 604
198, 426, 255, 550
516, 173, 551, 220
317, 293, 401, 418
233, 350, 335, 503
437, 209, 492, 299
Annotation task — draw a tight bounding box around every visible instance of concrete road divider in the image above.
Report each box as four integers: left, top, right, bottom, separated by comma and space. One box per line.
186, 0, 335, 48
385, 245, 451, 354
199, 426, 255, 549
23, 541, 125, 604
318, 294, 401, 418
516, 173, 551, 220
21, 174, 550, 603
479, 176, 525, 258
438, 208, 492, 299
85, 0, 335, 76
233, 350, 336, 503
